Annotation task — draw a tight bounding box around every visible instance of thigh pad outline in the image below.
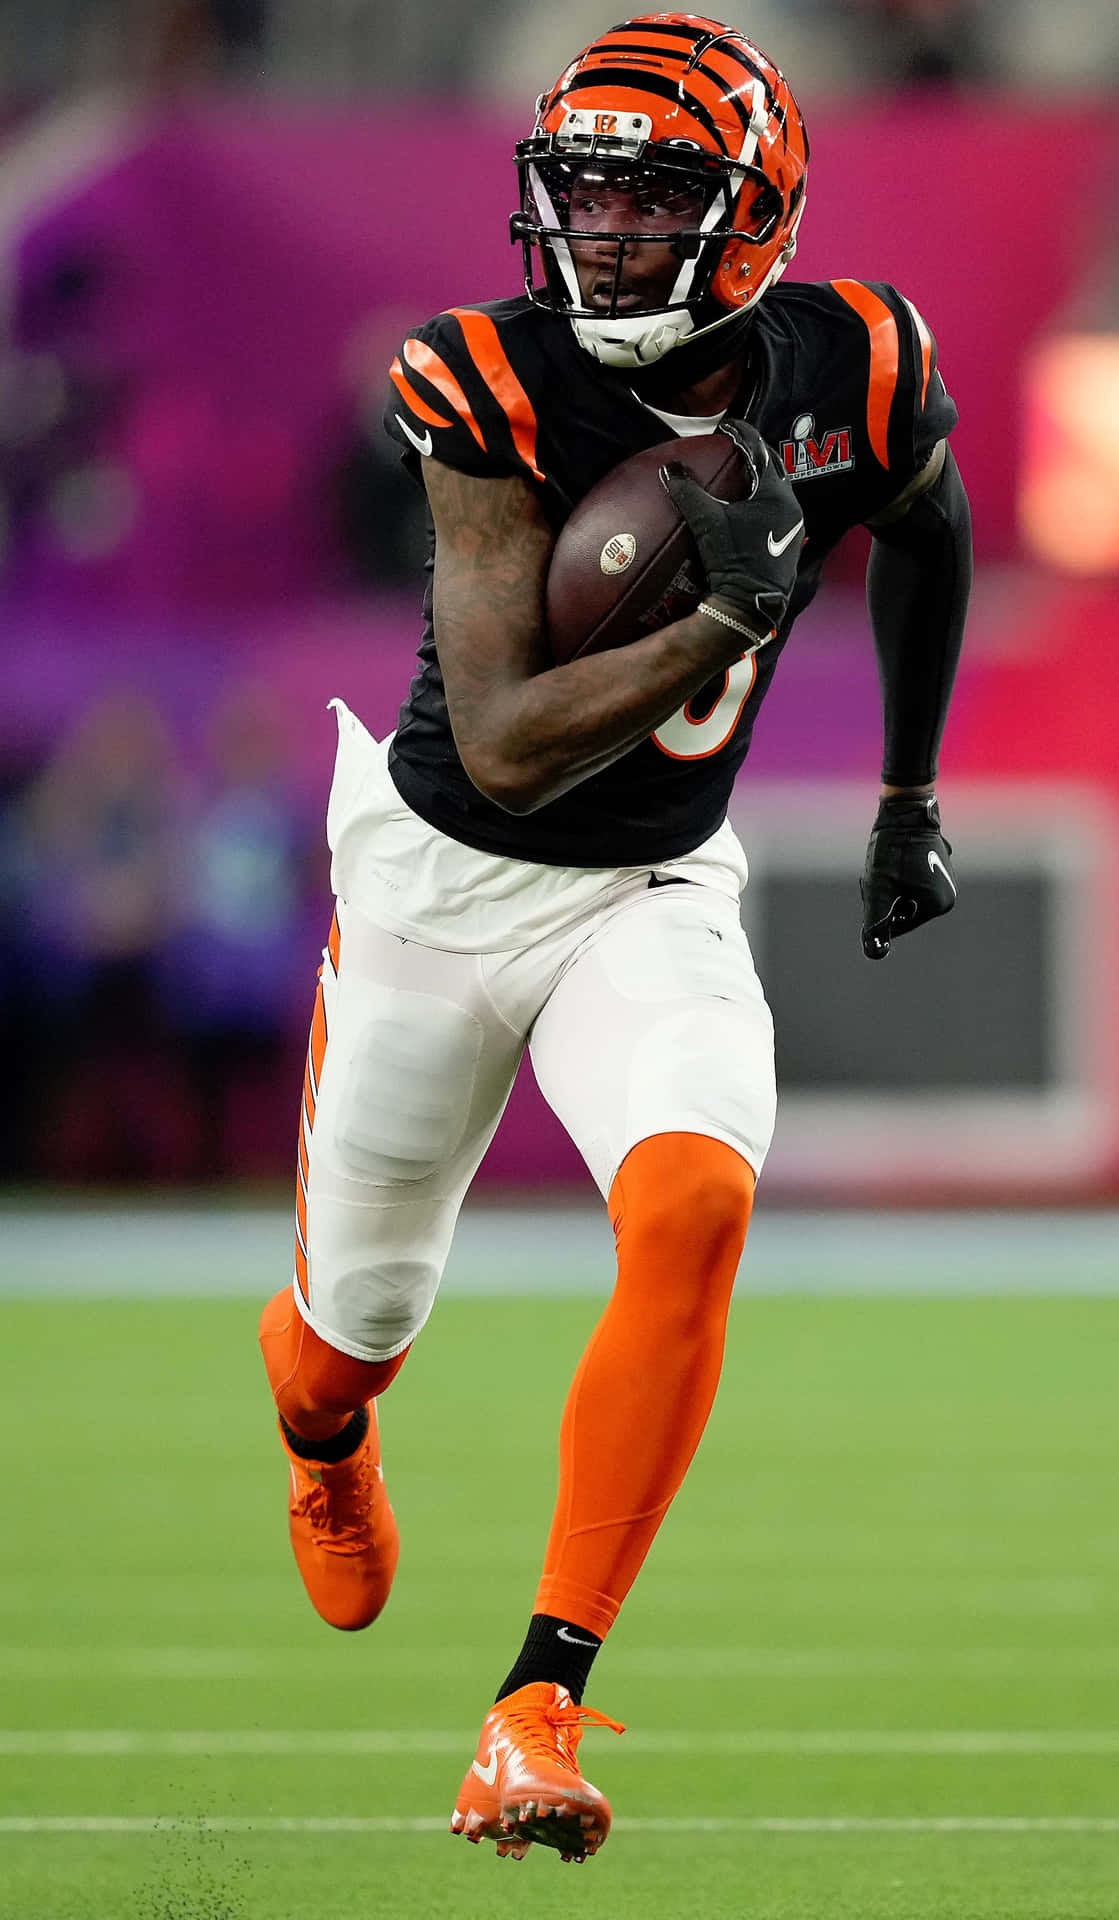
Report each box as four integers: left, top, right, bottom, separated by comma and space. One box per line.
331, 987, 485, 1186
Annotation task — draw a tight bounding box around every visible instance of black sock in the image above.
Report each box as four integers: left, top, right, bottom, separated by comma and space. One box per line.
496, 1613, 603, 1706
279, 1405, 369, 1464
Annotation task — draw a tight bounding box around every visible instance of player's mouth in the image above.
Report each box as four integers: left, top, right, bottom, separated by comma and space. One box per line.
590, 281, 647, 312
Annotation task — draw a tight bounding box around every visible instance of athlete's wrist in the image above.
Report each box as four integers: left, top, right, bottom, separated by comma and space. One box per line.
697, 597, 772, 648
671, 602, 757, 670
879, 780, 935, 800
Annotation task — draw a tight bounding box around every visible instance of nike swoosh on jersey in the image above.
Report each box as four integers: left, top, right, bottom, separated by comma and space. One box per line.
927, 849, 958, 896
395, 414, 433, 457
471, 1748, 499, 1786
767, 519, 804, 556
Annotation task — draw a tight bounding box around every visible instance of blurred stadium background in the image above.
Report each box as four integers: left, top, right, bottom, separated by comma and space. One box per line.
2, 0, 1119, 1204
1, 8, 1118, 1917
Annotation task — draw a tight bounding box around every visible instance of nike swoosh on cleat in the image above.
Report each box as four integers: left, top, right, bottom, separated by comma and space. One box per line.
927, 849, 958, 896
472, 1748, 499, 1786
557, 1626, 599, 1646
395, 415, 433, 457
767, 518, 804, 557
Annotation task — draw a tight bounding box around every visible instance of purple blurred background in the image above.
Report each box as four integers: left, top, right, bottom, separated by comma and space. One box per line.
3, 55, 1119, 1197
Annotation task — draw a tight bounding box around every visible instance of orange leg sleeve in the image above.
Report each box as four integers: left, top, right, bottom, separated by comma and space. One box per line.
534, 1132, 755, 1641
259, 1287, 409, 1442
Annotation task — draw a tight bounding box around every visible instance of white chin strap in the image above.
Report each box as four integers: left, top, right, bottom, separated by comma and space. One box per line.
571, 307, 697, 368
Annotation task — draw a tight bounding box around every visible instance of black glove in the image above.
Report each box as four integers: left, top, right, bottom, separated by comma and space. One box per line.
860, 794, 957, 959
660, 420, 804, 644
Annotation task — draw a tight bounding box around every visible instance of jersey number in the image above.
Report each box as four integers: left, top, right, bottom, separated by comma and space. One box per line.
653, 653, 758, 761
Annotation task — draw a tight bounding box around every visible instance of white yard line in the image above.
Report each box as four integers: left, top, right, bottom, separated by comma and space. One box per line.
5, 1645, 1119, 1678
2, 1816, 1117, 1836
3, 1730, 1119, 1757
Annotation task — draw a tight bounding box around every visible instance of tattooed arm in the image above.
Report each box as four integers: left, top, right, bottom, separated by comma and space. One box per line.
427, 460, 747, 813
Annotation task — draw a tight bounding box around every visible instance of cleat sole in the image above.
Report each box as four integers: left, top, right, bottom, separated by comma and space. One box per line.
451, 1681, 621, 1864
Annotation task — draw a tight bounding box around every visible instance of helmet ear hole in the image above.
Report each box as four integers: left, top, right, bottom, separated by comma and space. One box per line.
740, 182, 783, 240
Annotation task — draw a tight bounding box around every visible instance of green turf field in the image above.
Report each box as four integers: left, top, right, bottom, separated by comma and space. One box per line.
2, 1291, 1117, 1919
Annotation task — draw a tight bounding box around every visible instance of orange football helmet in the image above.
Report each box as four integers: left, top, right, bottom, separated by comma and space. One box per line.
511, 14, 809, 368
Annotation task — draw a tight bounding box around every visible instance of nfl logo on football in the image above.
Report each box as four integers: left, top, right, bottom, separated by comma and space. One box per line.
600, 531, 638, 575
781, 412, 854, 479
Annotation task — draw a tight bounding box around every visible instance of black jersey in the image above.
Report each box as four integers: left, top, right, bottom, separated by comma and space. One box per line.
383, 280, 957, 869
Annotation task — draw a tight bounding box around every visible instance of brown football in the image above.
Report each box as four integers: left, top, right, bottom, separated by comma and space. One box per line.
545, 430, 748, 664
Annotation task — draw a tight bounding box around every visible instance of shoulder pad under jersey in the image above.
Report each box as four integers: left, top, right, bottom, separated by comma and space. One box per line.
826, 279, 958, 481
385, 303, 545, 484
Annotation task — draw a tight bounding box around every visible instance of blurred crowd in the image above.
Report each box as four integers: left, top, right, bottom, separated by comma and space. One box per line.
474, 0, 1119, 101
0, 682, 328, 1185
0, 0, 1116, 105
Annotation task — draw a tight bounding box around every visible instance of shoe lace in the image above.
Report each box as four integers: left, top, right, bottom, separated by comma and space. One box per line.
294, 1455, 378, 1549
506, 1696, 625, 1769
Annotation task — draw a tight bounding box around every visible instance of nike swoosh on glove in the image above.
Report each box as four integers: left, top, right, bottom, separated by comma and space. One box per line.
659, 420, 803, 644
860, 794, 958, 960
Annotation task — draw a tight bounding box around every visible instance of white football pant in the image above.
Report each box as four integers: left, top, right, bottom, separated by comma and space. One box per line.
296, 882, 776, 1361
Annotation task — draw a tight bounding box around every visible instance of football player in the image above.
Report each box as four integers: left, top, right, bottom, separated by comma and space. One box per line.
258, 12, 971, 1864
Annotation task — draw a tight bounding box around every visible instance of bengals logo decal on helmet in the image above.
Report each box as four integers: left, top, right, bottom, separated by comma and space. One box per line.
511, 14, 809, 367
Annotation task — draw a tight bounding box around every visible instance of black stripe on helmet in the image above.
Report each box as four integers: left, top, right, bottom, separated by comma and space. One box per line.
557, 66, 731, 154
605, 18, 728, 48
601, 19, 782, 94
580, 32, 782, 121
562, 56, 763, 148
601, 50, 761, 143
693, 40, 781, 117
689, 66, 759, 140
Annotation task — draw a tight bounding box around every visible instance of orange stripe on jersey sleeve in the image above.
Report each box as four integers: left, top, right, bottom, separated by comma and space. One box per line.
402, 339, 486, 450
327, 909, 341, 975
447, 308, 546, 481
831, 280, 900, 469
389, 358, 453, 430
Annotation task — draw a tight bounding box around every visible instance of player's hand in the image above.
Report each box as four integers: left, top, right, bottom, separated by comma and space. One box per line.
860, 793, 958, 959
659, 421, 804, 644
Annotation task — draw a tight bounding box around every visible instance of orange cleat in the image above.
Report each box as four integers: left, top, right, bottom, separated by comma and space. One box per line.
279, 1406, 399, 1631
451, 1682, 624, 1863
